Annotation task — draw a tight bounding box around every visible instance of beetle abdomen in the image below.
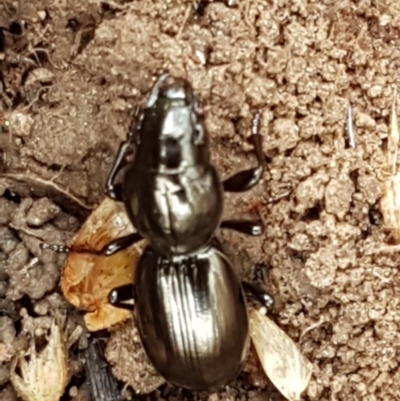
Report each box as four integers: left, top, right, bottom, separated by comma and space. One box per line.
135, 246, 249, 391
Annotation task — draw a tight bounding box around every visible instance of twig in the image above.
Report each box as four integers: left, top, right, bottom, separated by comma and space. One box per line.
3, 172, 92, 211
299, 316, 325, 342
176, 2, 192, 40
21, 85, 53, 112
345, 103, 356, 148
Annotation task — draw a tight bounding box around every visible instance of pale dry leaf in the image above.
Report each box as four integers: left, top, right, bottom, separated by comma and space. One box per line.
10, 320, 68, 401
380, 95, 400, 243
61, 197, 144, 331
249, 308, 313, 401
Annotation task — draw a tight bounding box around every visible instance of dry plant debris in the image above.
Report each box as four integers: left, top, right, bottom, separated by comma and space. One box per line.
249, 308, 313, 401
345, 104, 356, 149
9, 320, 76, 401
61, 197, 144, 331
380, 96, 400, 244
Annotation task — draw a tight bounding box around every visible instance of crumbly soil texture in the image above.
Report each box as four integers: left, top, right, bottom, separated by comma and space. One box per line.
1, 0, 400, 400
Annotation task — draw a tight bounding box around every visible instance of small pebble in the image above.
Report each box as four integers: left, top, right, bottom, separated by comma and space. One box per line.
69, 386, 79, 397
26, 197, 60, 226
0, 317, 16, 344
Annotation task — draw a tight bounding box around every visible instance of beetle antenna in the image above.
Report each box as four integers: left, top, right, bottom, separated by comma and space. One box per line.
40, 242, 70, 253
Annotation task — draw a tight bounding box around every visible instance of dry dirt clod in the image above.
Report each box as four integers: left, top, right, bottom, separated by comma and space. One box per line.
24, 67, 54, 88
0, 316, 17, 364
0, 198, 17, 225
0, 316, 16, 344
25, 197, 61, 226
324, 177, 355, 220
0, 226, 19, 255
105, 319, 166, 394
0, 195, 70, 301
6, 241, 60, 301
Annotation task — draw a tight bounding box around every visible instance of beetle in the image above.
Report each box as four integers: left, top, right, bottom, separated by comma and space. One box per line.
102, 73, 266, 258
98, 73, 273, 391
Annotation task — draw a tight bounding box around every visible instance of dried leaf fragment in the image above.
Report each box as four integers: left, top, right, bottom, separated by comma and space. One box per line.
10, 321, 68, 401
380, 96, 400, 242
249, 308, 313, 401
61, 197, 144, 331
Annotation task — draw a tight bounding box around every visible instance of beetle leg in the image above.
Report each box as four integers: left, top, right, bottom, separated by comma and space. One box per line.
40, 242, 70, 253
101, 232, 142, 256
223, 112, 264, 192
108, 284, 136, 310
242, 280, 273, 309
105, 141, 132, 201
220, 219, 264, 236
105, 106, 141, 201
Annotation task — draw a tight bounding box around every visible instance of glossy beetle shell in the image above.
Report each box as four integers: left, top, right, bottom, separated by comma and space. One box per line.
134, 244, 250, 391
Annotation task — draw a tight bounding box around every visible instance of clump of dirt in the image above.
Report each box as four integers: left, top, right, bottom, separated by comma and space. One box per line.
2, 0, 400, 400
105, 320, 166, 394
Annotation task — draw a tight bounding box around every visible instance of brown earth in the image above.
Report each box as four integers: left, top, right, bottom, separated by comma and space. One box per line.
1, 0, 400, 400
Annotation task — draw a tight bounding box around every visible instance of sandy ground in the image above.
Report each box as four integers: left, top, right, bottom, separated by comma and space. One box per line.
1, 0, 400, 400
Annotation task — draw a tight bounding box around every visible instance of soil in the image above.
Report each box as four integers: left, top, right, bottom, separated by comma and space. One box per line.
1, 0, 400, 400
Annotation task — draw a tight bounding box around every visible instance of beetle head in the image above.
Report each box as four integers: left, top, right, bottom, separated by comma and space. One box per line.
137, 74, 210, 173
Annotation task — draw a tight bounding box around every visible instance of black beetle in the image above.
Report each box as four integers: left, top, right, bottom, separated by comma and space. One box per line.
100, 74, 273, 391
102, 73, 266, 258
